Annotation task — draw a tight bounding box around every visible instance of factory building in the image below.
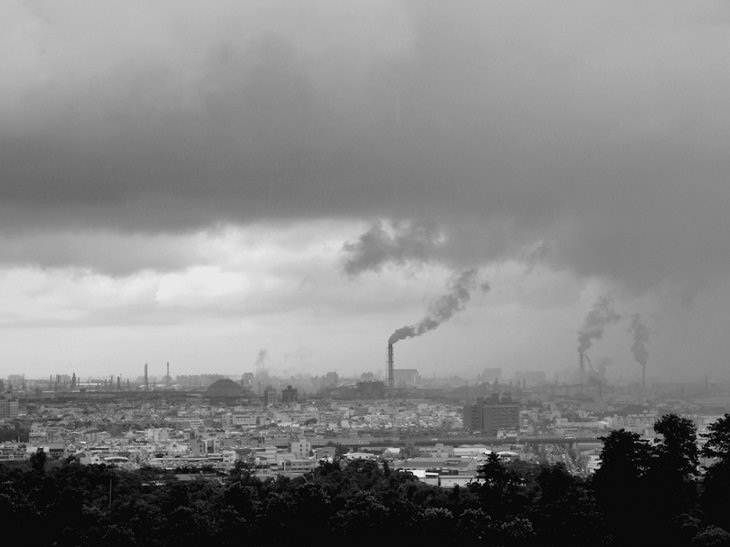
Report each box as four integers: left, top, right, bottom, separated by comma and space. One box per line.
393, 369, 420, 388
463, 394, 520, 435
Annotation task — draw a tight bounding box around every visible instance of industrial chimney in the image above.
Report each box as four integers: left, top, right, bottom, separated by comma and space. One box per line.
387, 342, 394, 390
144, 363, 149, 391
578, 350, 584, 391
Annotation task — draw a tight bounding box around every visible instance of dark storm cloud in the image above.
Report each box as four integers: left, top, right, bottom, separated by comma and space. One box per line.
3, 0, 730, 290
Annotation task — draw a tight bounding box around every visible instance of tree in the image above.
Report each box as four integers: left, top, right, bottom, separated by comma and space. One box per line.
648, 414, 699, 522
30, 448, 47, 474
700, 415, 730, 530
416, 507, 456, 544
456, 508, 495, 545
594, 429, 652, 491
474, 453, 530, 519
653, 413, 699, 479
531, 464, 604, 547
692, 526, 730, 547
702, 413, 730, 463
592, 429, 653, 543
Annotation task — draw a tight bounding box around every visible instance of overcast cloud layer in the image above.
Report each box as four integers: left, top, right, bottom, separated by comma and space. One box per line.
2, 1, 730, 379
2, 0, 729, 291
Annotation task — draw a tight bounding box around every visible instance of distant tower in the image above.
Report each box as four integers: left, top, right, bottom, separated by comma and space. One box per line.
166, 361, 170, 388
578, 350, 585, 391
387, 343, 394, 390
144, 363, 149, 391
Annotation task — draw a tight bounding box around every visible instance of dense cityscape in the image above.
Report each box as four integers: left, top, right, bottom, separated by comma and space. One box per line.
2, 365, 730, 544
3, 363, 730, 476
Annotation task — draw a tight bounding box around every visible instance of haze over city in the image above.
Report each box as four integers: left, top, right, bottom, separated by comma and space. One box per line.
2, 1, 730, 384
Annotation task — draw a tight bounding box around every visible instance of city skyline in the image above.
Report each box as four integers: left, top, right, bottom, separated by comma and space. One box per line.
3, 1, 730, 381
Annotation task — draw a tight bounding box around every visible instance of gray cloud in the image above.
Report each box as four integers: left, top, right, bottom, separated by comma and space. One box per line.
1, 1, 730, 292
0, 231, 200, 275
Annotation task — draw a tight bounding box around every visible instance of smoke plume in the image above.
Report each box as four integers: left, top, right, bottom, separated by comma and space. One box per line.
388, 269, 489, 345
342, 220, 444, 276
628, 313, 649, 366
254, 348, 268, 368
577, 296, 621, 356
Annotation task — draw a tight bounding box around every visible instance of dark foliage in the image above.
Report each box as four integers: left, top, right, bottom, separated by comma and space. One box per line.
0, 412, 728, 545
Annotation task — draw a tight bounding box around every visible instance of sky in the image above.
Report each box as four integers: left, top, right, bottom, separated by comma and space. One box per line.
2, 0, 730, 383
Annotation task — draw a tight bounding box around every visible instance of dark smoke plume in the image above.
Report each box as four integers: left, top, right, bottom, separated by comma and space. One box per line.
342, 220, 444, 276
628, 313, 649, 366
577, 296, 621, 356
388, 269, 489, 345
254, 348, 268, 368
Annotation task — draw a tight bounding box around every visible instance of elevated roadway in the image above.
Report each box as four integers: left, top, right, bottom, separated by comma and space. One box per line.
367, 435, 601, 447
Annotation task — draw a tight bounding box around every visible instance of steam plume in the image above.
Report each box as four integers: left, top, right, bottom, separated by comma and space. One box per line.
577, 296, 621, 356
254, 348, 268, 368
628, 313, 649, 366
388, 269, 489, 345
597, 357, 613, 376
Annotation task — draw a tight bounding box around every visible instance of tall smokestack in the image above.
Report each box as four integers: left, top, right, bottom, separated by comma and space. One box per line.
628, 313, 649, 392
579, 350, 585, 390
144, 363, 149, 391
387, 343, 394, 390
166, 361, 170, 388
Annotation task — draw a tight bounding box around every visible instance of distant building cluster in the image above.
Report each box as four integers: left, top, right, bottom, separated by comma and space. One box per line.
4, 366, 730, 487
0, 396, 19, 419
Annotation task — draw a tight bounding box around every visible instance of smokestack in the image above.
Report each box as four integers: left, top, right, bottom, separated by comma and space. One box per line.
579, 350, 585, 390
628, 314, 649, 392
387, 343, 394, 390
166, 361, 170, 388
144, 363, 149, 391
